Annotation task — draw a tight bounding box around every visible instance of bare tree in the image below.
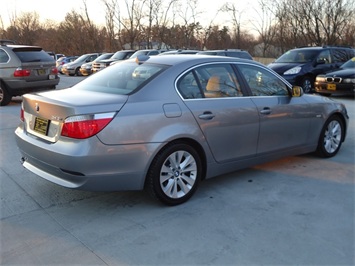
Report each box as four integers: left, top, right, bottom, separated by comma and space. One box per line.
176, 0, 203, 48
221, 2, 244, 49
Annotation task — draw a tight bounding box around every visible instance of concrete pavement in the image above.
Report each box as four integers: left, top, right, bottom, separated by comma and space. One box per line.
1, 81, 354, 265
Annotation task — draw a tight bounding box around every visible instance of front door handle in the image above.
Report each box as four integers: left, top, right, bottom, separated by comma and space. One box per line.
198, 111, 215, 120
260, 107, 271, 115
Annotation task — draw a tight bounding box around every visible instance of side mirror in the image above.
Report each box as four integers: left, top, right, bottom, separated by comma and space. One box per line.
292, 86, 303, 97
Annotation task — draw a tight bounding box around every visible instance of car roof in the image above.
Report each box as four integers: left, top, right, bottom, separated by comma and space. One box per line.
130, 54, 259, 66
2, 44, 42, 49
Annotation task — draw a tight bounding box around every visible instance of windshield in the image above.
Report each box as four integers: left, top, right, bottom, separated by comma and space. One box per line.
74, 61, 168, 95
95, 53, 113, 61
73, 54, 92, 62
275, 49, 320, 63
112, 51, 131, 60
341, 57, 355, 69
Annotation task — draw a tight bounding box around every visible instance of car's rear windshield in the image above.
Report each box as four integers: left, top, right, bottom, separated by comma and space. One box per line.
13, 48, 54, 63
275, 49, 320, 63
74, 61, 168, 95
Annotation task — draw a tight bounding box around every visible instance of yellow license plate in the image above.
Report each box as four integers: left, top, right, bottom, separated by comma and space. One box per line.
327, 83, 336, 91
38, 69, 46, 75
34, 117, 49, 135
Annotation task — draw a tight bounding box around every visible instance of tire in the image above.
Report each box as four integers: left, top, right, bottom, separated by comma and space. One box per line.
301, 76, 313, 93
146, 142, 202, 205
316, 115, 344, 158
0, 81, 12, 106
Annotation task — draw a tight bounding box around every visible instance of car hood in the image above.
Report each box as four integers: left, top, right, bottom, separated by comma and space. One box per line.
268, 62, 306, 74
22, 88, 128, 121
324, 68, 355, 78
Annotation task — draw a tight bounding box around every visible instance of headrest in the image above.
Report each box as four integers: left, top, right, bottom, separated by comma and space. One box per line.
206, 76, 220, 92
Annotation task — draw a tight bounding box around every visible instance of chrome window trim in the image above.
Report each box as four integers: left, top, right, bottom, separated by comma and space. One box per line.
175, 61, 293, 101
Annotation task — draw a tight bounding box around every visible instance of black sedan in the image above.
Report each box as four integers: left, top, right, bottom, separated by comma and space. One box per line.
315, 57, 355, 96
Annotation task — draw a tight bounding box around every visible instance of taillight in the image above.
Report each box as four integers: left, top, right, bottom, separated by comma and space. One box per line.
61, 112, 115, 139
51, 67, 58, 75
14, 68, 31, 77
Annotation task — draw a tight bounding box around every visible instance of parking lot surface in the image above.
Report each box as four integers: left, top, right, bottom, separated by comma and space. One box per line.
1, 76, 354, 265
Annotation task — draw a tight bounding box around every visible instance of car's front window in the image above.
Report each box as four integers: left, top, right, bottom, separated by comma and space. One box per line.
238, 64, 289, 96
74, 61, 167, 95
275, 49, 319, 63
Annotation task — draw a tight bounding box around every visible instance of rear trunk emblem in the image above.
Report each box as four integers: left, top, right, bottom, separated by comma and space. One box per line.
35, 103, 40, 112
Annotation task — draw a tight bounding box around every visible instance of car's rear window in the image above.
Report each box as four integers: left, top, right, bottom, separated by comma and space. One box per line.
74, 61, 168, 95
13, 48, 54, 63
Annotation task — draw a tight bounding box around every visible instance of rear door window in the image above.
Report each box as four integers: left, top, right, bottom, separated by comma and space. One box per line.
0, 49, 10, 63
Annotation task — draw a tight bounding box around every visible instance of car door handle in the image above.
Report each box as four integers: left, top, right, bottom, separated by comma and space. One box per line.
198, 112, 215, 120
260, 107, 271, 115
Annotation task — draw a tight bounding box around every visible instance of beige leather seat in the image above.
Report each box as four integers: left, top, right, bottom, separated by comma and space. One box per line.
205, 76, 224, 98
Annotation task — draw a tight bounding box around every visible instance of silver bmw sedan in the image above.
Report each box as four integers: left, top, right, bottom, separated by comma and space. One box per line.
15, 55, 349, 205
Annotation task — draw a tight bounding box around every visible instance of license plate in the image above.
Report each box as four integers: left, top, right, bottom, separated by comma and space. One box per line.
34, 117, 50, 135
38, 69, 46, 75
327, 83, 336, 91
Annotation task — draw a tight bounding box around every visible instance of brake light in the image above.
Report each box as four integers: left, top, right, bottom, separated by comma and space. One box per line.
51, 67, 58, 75
14, 68, 31, 77
61, 112, 115, 139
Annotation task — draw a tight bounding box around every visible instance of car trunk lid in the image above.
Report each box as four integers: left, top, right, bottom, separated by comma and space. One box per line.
21, 88, 128, 143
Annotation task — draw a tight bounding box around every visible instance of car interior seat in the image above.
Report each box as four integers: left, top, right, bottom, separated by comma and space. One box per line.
205, 76, 225, 98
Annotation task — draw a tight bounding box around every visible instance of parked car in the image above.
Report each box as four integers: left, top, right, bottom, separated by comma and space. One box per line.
16, 55, 349, 205
56, 56, 78, 74
268, 46, 355, 93
92, 50, 136, 73
159, 49, 200, 55
129, 49, 164, 59
46, 51, 65, 61
62, 53, 101, 76
196, 49, 253, 60
0, 41, 59, 106
314, 57, 355, 96
79, 53, 114, 76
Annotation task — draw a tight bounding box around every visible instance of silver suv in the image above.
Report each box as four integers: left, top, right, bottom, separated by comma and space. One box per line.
0, 40, 59, 106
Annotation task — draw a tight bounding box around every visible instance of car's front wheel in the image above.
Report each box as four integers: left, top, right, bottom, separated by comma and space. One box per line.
147, 142, 202, 205
316, 115, 344, 158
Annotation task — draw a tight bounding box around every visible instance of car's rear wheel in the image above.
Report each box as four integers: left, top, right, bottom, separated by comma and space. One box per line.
0, 81, 12, 106
301, 76, 313, 93
316, 115, 344, 158
147, 142, 202, 205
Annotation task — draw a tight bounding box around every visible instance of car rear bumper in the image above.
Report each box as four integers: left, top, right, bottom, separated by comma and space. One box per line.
15, 125, 160, 191
6, 78, 59, 90
5, 78, 59, 96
